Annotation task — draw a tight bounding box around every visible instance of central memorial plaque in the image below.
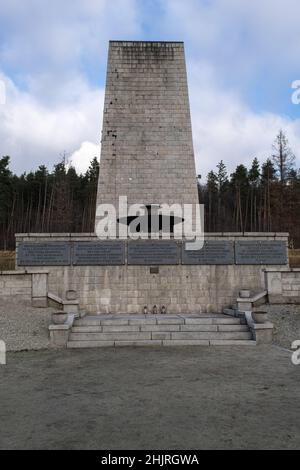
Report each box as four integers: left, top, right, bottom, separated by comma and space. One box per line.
182, 240, 234, 265
235, 240, 287, 265
73, 241, 125, 265
128, 241, 180, 265
18, 242, 71, 266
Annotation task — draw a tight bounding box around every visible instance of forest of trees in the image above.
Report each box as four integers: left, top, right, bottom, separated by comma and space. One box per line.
0, 156, 100, 250
0, 130, 299, 250
199, 130, 300, 247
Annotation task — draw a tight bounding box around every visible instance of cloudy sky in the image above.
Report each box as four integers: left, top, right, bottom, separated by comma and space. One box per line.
1, 0, 300, 178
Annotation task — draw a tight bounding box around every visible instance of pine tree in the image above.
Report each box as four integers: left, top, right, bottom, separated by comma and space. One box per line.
206, 171, 218, 231
272, 130, 295, 184
230, 165, 249, 232
248, 158, 260, 231
216, 160, 229, 230
0, 156, 13, 249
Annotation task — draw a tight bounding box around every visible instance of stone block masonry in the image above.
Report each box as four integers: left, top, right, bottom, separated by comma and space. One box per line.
0, 270, 48, 306
95, 41, 199, 218
0, 271, 32, 300
14, 233, 290, 314
265, 268, 300, 303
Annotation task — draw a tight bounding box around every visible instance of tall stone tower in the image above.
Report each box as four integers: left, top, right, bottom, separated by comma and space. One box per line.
95, 41, 198, 222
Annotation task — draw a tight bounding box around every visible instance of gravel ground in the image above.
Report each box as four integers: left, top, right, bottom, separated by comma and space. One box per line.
0, 345, 299, 450
264, 304, 300, 349
0, 300, 54, 351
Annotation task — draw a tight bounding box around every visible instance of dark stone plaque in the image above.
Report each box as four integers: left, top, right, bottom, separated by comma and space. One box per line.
128, 241, 180, 265
182, 240, 234, 265
73, 241, 125, 265
235, 241, 287, 265
18, 242, 71, 266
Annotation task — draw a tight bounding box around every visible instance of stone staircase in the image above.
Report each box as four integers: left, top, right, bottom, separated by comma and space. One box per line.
67, 313, 255, 348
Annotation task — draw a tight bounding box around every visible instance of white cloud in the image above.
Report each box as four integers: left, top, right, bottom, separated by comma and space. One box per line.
0, 0, 140, 70
188, 61, 300, 177
0, 0, 140, 173
164, 0, 300, 72
69, 141, 100, 175
0, 72, 104, 173
0, 0, 300, 181
0, 0, 141, 107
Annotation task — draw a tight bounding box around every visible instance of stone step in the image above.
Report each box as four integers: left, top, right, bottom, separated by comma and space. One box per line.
179, 324, 249, 332
69, 330, 252, 342
69, 314, 253, 348
72, 325, 140, 333
217, 324, 249, 332
208, 339, 256, 346
67, 339, 256, 348
69, 332, 152, 341
162, 339, 256, 347
74, 315, 242, 327
170, 331, 252, 340
67, 340, 163, 348
184, 318, 241, 325
72, 323, 249, 333
67, 340, 115, 348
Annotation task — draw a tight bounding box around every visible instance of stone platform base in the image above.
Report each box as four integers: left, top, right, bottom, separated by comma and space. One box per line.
66, 314, 255, 348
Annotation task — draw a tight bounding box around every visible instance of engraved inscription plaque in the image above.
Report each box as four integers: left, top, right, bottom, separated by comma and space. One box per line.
235, 241, 287, 265
18, 242, 71, 266
182, 241, 234, 265
128, 241, 180, 265
73, 241, 125, 265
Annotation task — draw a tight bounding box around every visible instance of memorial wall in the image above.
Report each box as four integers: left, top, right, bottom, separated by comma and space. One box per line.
15, 233, 289, 314
17, 239, 288, 267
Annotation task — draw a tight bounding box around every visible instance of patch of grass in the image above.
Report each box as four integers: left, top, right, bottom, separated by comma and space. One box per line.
289, 249, 300, 268
0, 251, 15, 270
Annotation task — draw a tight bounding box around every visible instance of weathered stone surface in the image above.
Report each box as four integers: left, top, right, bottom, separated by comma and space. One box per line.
151, 332, 171, 340
251, 322, 274, 345
140, 324, 180, 331
69, 332, 151, 341
67, 340, 114, 348
114, 340, 163, 347
182, 241, 234, 265
95, 41, 199, 217
73, 241, 125, 265
235, 241, 287, 265
66, 314, 255, 348
180, 324, 218, 332
18, 242, 71, 266
102, 325, 140, 333
65, 290, 78, 301
32, 273, 48, 298
171, 331, 252, 340
9, 236, 292, 314
128, 241, 180, 265
32, 297, 48, 308
209, 340, 256, 346
162, 339, 210, 346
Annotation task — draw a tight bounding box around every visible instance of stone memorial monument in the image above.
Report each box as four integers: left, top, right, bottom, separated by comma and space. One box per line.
15, 41, 289, 318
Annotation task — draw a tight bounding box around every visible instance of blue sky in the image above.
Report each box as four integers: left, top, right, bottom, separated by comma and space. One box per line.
0, 0, 300, 177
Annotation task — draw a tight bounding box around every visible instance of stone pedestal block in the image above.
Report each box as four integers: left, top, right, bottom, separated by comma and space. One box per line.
32, 272, 48, 308
49, 314, 75, 348
252, 323, 274, 345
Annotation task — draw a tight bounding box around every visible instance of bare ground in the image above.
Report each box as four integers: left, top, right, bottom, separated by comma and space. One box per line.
0, 345, 299, 450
